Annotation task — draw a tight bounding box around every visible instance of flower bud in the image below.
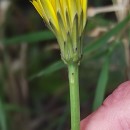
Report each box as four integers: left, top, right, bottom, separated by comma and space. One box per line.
31, 0, 87, 64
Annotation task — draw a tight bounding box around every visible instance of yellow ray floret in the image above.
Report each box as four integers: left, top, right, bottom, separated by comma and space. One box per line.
82, 0, 87, 27
31, 0, 43, 18
31, 0, 87, 31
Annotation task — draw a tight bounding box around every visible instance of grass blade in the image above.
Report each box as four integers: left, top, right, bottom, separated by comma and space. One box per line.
83, 14, 130, 53
92, 57, 110, 111
2, 31, 55, 45
30, 61, 65, 80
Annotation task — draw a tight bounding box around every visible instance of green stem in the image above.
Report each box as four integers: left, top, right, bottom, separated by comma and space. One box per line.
68, 63, 80, 130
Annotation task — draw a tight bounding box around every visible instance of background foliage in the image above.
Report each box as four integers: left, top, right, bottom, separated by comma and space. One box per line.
0, 0, 130, 130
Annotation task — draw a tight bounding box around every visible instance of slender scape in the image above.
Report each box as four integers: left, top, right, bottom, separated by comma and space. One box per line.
68, 63, 80, 130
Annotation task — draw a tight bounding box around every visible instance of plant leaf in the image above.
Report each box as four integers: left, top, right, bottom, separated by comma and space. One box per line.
2, 31, 55, 45
83, 14, 130, 53
92, 57, 110, 111
30, 60, 65, 80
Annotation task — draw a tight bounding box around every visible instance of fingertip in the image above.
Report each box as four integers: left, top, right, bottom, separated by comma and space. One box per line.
103, 81, 130, 107
80, 81, 130, 130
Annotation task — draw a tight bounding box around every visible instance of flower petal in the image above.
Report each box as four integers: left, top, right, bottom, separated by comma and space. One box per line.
31, 0, 43, 18
82, 0, 87, 27
40, 0, 59, 31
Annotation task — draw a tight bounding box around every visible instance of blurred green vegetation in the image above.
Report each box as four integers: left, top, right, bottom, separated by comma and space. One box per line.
0, 0, 130, 130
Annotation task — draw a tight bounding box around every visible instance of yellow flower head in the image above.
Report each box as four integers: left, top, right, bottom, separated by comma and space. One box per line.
31, 0, 87, 64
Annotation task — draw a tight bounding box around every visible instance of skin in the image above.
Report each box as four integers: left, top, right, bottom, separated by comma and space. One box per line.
81, 81, 130, 130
